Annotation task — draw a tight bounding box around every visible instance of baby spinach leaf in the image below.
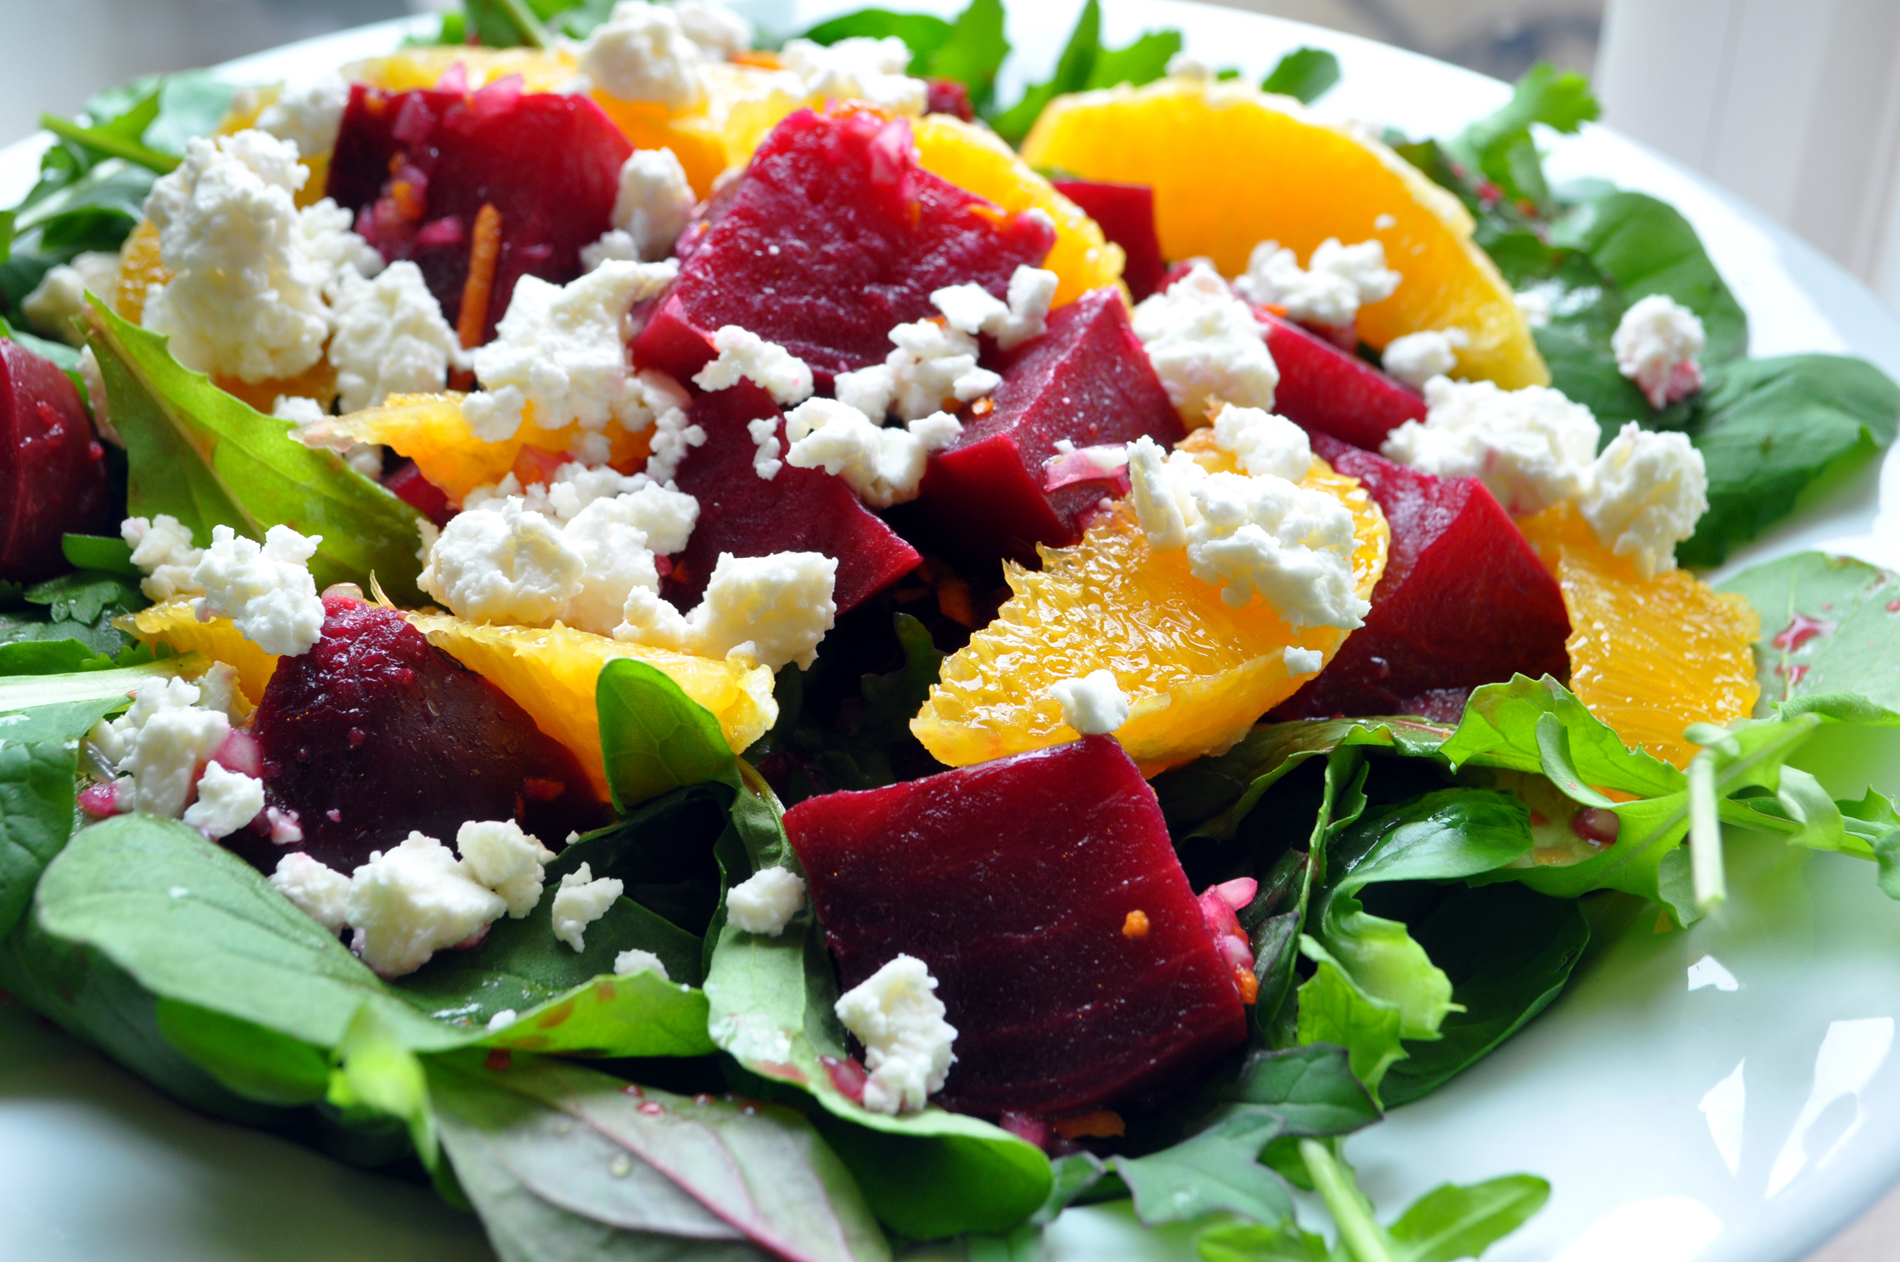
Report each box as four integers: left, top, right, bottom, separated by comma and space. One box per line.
917, 0, 1009, 111
801, 9, 954, 60
597, 657, 739, 810
479, 971, 713, 1058
1718, 553, 1900, 716
82, 295, 430, 604
0, 639, 109, 676
153, 998, 332, 1106
62, 532, 138, 575
0, 738, 80, 940
1260, 47, 1340, 104
329, 1003, 441, 1176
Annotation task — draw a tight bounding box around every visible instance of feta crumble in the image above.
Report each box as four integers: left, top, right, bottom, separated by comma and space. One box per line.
582, 148, 697, 270
643, 403, 709, 484
182, 761, 265, 840
21, 250, 121, 346
1166, 53, 1214, 80
748, 416, 784, 480
931, 265, 1060, 351
578, 2, 707, 111
552, 862, 625, 952
614, 948, 671, 979
486, 1008, 519, 1032
190, 524, 327, 657
834, 319, 1000, 423
725, 866, 806, 936
1612, 294, 1706, 408
617, 549, 837, 669
1048, 669, 1129, 736
327, 261, 467, 411
673, 0, 753, 58
1578, 421, 1709, 578
1234, 237, 1400, 330
256, 73, 348, 161
1284, 646, 1324, 675
455, 819, 556, 919
1381, 328, 1468, 389
269, 853, 351, 932
123, 514, 206, 601
1382, 377, 1600, 517
833, 954, 958, 1115
780, 36, 927, 114
693, 326, 815, 406
1131, 262, 1279, 423
89, 675, 232, 820
1212, 403, 1313, 481
781, 398, 960, 508
347, 832, 510, 977
1514, 289, 1552, 329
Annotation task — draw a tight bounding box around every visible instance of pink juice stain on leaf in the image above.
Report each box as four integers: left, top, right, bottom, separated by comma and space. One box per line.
1772, 613, 1835, 653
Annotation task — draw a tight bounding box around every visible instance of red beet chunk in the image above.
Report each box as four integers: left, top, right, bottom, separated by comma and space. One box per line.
384, 459, 454, 528
786, 736, 1248, 1118
664, 383, 919, 615
1260, 310, 1425, 450
0, 339, 110, 581
913, 287, 1182, 564
236, 594, 601, 875
1052, 180, 1165, 301
924, 79, 976, 121
631, 106, 1055, 387
1274, 436, 1570, 720
327, 81, 630, 343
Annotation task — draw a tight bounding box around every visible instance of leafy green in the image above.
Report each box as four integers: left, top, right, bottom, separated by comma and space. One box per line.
0, 658, 186, 735
464, 0, 552, 49
1445, 62, 1598, 216
916, 0, 1010, 111
153, 998, 332, 1106
1296, 942, 1406, 1095
1718, 552, 1900, 717
989, 1, 1182, 145
0, 738, 81, 940
0, 565, 147, 658
0, 640, 110, 676
328, 1003, 442, 1176
1084, 30, 1182, 91
801, 9, 955, 59
597, 657, 741, 810
478, 970, 714, 1058
1261, 47, 1341, 104
62, 532, 137, 575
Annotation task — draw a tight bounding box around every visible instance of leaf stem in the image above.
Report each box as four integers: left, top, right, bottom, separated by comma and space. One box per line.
38, 114, 179, 174
1300, 1138, 1393, 1262
1688, 751, 1726, 912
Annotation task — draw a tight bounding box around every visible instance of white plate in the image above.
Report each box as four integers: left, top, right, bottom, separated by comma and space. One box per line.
2, 5, 1897, 1261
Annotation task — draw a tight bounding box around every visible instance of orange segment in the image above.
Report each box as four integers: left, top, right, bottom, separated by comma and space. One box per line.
406, 613, 776, 799
912, 434, 1389, 775
1020, 79, 1547, 389
125, 600, 279, 704
593, 61, 811, 199
115, 221, 168, 324
345, 46, 580, 94
910, 114, 1124, 306
1518, 504, 1759, 768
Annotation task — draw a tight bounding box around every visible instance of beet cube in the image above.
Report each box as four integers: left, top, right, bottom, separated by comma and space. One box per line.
924, 79, 976, 122
0, 339, 111, 582
1052, 180, 1165, 301
327, 82, 631, 343
785, 735, 1248, 1118
663, 382, 920, 615
912, 287, 1182, 564
1274, 437, 1571, 721
237, 594, 602, 876
631, 106, 1056, 388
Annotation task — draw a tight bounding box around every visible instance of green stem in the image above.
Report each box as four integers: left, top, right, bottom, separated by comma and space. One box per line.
38, 114, 179, 174
1688, 751, 1726, 912
1299, 1139, 1393, 1262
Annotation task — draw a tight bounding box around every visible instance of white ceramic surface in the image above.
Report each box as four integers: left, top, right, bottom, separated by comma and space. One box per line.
2, 4, 1897, 1261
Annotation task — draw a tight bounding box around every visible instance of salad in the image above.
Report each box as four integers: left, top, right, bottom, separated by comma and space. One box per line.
2, 0, 1899, 1258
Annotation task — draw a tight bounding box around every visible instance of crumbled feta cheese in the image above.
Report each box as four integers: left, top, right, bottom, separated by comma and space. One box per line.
582, 148, 697, 271
781, 36, 927, 114
1166, 52, 1214, 80
1381, 377, 1599, 517
1578, 422, 1709, 578
694, 326, 815, 405
347, 831, 509, 977
673, 0, 753, 58
614, 948, 671, 978
1284, 646, 1324, 674
190, 524, 327, 656
552, 862, 625, 951
462, 260, 681, 445
1052, 438, 1129, 471
271, 395, 325, 426
835, 319, 1000, 423
748, 416, 783, 480
781, 398, 960, 508
95, 676, 232, 819
1211, 404, 1313, 481
194, 661, 248, 722
1381, 328, 1469, 389
455, 819, 556, 918
327, 261, 466, 411
256, 73, 348, 161
1234, 237, 1399, 330
1048, 669, 1129, 736
1131, 262, 1278, 423
419, 500, 584, 626
270, 852, 352, 932
181, 761, 265, 839
643, 403, 708, 484
932, 266, 1059, 351
578, 1, 707, 111
1612, 294, 1706, 408
618, 549, 836, 669
123, 514, 206, 601
486, 1008, 518, 1031
833, 954, 957, 1115
1514, 289, 1552, 329
21, 250, 121, 345
725, 866, 806, 936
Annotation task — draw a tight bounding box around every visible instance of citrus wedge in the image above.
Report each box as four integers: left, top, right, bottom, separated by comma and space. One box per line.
405, 612, 776, 798
1517, 504, 1759, 768
126, 600, 279, 704
345, 46, 580, 94
912, 431, 1389, 775
1020, 78, 1547, 389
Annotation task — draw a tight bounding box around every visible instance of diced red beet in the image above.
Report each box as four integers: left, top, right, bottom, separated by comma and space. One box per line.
235, 594, 602, 876
912, 287, 1182, 564
0, 339, 111, 581
785, 735, 1248, 1118
924, 79, 976, 122
327, 82, 631, 344
1052, 180, 1166, 302
631, 106, 1055, 388
663, 382, 920, 615
1274, 437, 1570, 721
384, 459, 454, 528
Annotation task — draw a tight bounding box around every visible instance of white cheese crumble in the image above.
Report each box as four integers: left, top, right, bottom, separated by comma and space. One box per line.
122, 514, 206, 601
455, 819, 556, 919
614, 948, 671, 979
1612, 294, 1706, 409
1234, 237, 1400, 330
780, 36, 927, 114
1212, 403, 1313, 481
1381, 328, 1469, 389
1381, 377, 1600, 517
21, 250, 121, 346
327, 261, 467, 412
269, 853, 351, 933
748, 416, 783, 480
1166, 53, 1214, 80
617, 549, 837, 669
582, 148, 698, 271
644, 403, 709, 484
834, 319, 1000, 423
88, 675, 231, 820
1578, 421, 1709, 578
578, 1, 707, 111
693, 326, 816, 406
931, 265, 1059, 351
552, 862, 625, 952
1131, 261, 1278, 424
190, 523, 327, 657
781, 398, 961, 508
347, 832, 510, 977
181, 761, 265, 840
833, 954, 958, 1115
673, 0, 753, 58
1048, 669, 1129, 736
725, 866, 806, 936
1284, 646, 1325, 674
1514, 289, 1552, 329
256, 73, 349, 161
486, 1008, 518, 1032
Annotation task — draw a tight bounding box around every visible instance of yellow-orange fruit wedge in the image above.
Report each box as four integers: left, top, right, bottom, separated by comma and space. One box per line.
126, 600, 279, 705
345, 46, 580, 94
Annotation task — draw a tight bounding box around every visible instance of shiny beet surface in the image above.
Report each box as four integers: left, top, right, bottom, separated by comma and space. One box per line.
1051, 180, 1166, 301
0, 339, 111, 581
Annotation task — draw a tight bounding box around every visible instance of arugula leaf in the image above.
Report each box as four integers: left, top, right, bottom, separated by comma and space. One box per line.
801, 8, 955, 60
0, 658, 186, 733
1446, 63, 1598, 215
464, 0, 552, 49
989, 0, 1100, 145
0, 640, 111, 676
1294, 945, 1406, 1101
917, 0, 1010, 111
0, 738, 80, 940
82, 295, 430, 604
1384, 1173, 1551, 1262
1261, 47, 1341, 104
1084, 30, 1182, 91
1718, 552, 1900, 717
39, 105, 180, 176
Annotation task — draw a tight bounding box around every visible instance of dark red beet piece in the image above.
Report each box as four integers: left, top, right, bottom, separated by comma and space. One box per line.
631, 106, 1056, 388
924, 79, 976, 121
237, 594, 602, 875
0, 339, 110, 581
663, 382, 919, 614
384, 459, 454, 528
1274, 436, 1570, 720
327, 81, 631, 343
913, 287, 1182, 565
785, 736, 1248, 1118
1052, 180, 1166, 301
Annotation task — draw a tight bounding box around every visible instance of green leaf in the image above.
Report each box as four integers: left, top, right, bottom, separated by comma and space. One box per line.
465, 0, 552, 49
802, 8, 954, 62
139, 72, 242, 158
1198, 1220, 1333, 1262
1114, 1107, 1295, 1226
38, 109, 180, 175
1261, 47, 1341, 104
1296, 942, 1406, 1097
1084, 29, 1183, 91
0, 660, 184, 738
1387, 1174, 1550, 1262
153, 998, 331, 1106
82, 295, 430, 604
478, 970, 714, 1058
328, 1002, 439, 1172
0, 639, 110, 676
597, 656, 739, 811
0, 739, 80, 940
989, 0, 1100, 145
1440, 675, 1683, 799
62, 532, 138, 575
23, 569, 143, 625
918, 0, 1010, 111
1448, 63, 1599, 213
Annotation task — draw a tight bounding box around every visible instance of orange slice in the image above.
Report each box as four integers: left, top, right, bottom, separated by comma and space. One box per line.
1020, 78, 1547, 389
345, 46, 580, 94
912, 432, 1389, 775
405, 613, 776, 798
1517, 504, 1759, 768
126, 600, 279, 705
